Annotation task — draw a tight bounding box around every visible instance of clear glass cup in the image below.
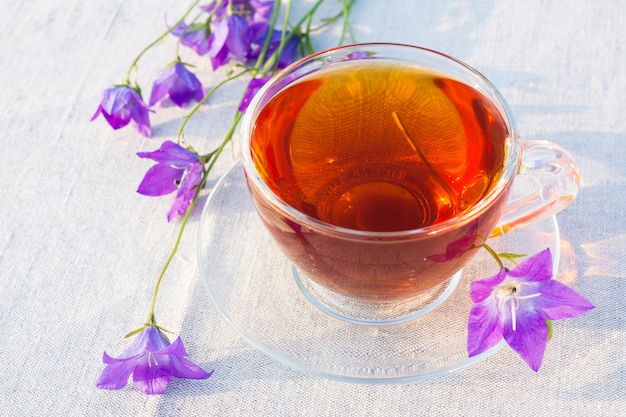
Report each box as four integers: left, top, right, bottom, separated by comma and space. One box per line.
239, 43, 579, 325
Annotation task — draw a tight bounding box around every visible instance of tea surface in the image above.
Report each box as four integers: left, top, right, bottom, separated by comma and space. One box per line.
251, 60, 508, 231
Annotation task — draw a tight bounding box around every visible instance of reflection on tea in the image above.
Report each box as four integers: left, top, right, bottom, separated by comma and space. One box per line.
251, 60, 507, 232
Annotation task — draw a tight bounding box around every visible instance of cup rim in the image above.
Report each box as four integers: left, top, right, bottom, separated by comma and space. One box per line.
240, 42, 520, 240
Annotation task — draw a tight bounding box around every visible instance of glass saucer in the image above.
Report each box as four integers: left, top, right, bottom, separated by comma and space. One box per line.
197, 160, 561, 383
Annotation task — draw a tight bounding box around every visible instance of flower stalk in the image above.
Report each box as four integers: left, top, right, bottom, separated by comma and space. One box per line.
175, 68, 250, 143
480, 242, 505, 270
124, 0, 202, 86
94, 0, 355, 394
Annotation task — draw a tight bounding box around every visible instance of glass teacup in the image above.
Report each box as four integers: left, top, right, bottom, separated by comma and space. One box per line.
239, 43, 579, 325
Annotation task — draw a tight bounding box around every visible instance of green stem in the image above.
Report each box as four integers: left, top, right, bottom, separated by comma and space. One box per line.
147, 168, 207, 326
341, 0, 356, 43
260, 0, 326, 74
147, 112, 243, 325
145, 0, 351, 327
270, 0, 293, 73
252, 0, 282, 76
481, 243, 504, 270
287, 0, 326, 43
308, 0, 353, 34
124, 0, 201, 85
338, 0, 355, 45
176, 68, 251, 143
208, 112, 243, 173
301, 13, 315, 55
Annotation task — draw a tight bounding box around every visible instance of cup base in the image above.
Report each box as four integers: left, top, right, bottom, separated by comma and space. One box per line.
293, 267, 462, 326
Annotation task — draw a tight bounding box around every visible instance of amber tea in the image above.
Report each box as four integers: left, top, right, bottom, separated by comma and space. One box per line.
250, 60, 508, 232
245, 58, 512, 300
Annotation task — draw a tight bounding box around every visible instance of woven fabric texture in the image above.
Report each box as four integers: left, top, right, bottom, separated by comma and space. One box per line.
0, 0, 623, 415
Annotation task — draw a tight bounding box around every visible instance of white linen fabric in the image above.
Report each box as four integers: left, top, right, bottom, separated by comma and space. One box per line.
0, 0, 623, 415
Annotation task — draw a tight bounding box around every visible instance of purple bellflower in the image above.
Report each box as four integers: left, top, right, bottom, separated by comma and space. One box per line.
149, 62, 205, 108
177, 1, 280, 69
172, 22, 211, 56
91, 85, 153, 137
467, 248, 594, 371
137, 141, 204, 222
96, 326, 212, 394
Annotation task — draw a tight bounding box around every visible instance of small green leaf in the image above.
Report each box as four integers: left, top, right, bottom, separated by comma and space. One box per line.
498, 252, 527, 260
124, 326, 146, 339
498, 252, 527, 266
156, 324, 173, 335
155, 325, 172, 342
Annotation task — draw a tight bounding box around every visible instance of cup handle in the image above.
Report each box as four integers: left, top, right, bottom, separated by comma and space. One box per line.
490, 140, 580, 238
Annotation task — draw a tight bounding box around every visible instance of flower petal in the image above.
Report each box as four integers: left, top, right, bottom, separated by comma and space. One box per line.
161, 336, 189, 357
470, 268, 507, 303
102, 107, 132, 129
503, 312, 549, 371
167, 162, 203, 221
142, 326, 172, 352
507, 248, 553, 282
160, 338, 213, 379
467, 302, 503, 357
175, 63, 202, 91
113, 327, 155, 360
137, 140, 198, 165
100, 86, 132, 115
96, 353, 137, 390
209, 20, 229, 68
137, 164, 184, 196
123, 89, 153, 137
170, 356, 214, 380
535, 280, 595, 320
170, 20, 187, 37
129, 109, 152, 137
183, 26, 211, 56
90, 105, 105, 122
167, 63, 204, 107
211, 44, 230, 70
102, 351, 141, 364
132, 356, 173, 395
225, 15, 251, 61
149, 65, 176, 106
